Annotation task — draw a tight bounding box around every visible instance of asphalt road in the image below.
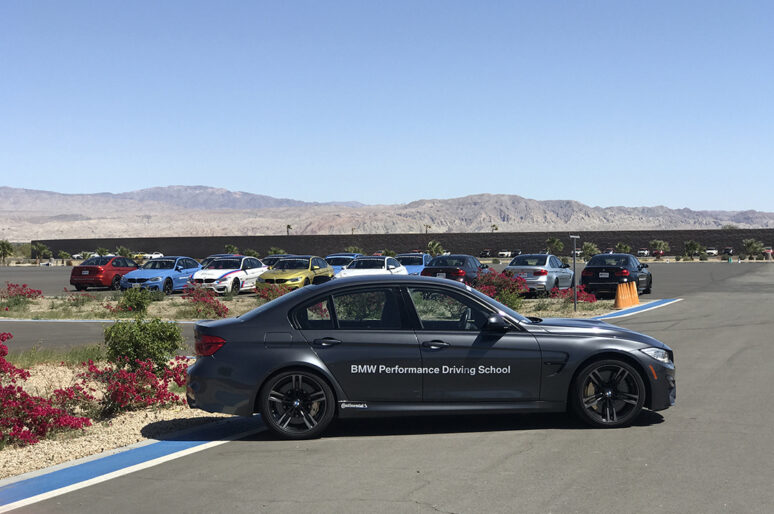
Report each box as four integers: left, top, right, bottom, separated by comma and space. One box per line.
10, 262, 774, 513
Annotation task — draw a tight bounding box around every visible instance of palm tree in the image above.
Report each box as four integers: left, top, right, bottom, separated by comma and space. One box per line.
0, 240, 13, 265
424, 224, 431, 234
32, 242, 53, 259
545, 237, 564, 255
580, 242, 600, 261
649, 240, 670, 260
615, 242, 632, 254
427, 240, 445, 257
115, 246, 132, 257
95, 247, 110, 256
344, 246, 363, 254
268, 247, 286, 255
224, 244, 239, 254
742, 239, 764, 258
491, 224, 498, 233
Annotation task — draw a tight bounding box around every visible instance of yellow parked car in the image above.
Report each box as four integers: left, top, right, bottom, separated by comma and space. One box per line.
257, 255, 334, 289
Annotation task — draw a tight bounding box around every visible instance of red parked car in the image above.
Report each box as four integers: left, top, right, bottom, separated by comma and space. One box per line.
70, 256, 139, 291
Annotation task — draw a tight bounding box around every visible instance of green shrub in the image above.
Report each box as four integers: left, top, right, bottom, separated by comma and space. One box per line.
739, 254, 747, 261
675, 256, 682, 261
492, 258, 500, 264
104, 318, 184, 371
699, 254, 708, 261
117, 288, 153, 314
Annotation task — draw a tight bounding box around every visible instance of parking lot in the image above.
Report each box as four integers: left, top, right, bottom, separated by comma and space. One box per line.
2, 261, 772, 512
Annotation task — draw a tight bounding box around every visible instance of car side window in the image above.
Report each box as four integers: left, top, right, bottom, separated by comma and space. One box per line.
407, 288, 489, 331
331, 288, 403, 330
295, 297, 334, 330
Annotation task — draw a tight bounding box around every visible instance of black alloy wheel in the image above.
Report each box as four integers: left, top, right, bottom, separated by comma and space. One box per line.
231, 279, 240, 295
572, 359, 645, 428
163, 279, 173, 295
111, 275, 121, 290
644, 278, 652, 295
259, 370, 334, 439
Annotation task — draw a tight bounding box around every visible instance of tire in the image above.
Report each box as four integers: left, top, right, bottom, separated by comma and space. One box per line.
553, 279, 560, 291
259, 370, 335, 439
231, 279, 241, 295
571, 359, 645, 428
303, 278, 310, 287
643, 278, 652, 295
111, 275, 121, 290
163, 279, 173, 295
75, 285, 86, 291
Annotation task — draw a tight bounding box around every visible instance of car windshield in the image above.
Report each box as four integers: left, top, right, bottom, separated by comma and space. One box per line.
508, 255, 547, 266
274, 259, 309, 270
397, 256, 423, 266
82, 257, 111, 266
206, 259, 241, 270
429, 256, 466, 267
142, 259, 175, 270
349, 259, 385, 269
326, 257, 354, 266
588, 255, 629, 267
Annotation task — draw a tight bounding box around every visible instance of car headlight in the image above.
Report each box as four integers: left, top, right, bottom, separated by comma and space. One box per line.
257, 277, 266, 283
149, 276, 162, 282
640, 347, 672, 364
287, 276, 303, 282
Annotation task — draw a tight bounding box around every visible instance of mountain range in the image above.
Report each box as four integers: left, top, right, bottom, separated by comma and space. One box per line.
2, 186, 773, 242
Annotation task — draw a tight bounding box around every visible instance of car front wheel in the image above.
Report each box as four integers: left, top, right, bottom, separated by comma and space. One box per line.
163, 279, 173, 295
259, 370, 335, 439
111, 276, 121, 290
572, 359, 645, 428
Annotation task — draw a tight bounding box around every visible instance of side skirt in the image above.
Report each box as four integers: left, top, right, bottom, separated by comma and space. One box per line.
337, 401, 566, 418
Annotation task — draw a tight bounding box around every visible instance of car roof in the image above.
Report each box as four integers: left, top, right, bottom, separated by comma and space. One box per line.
396, 252, 427, 256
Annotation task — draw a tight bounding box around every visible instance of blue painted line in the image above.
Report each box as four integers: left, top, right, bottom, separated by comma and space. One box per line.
592, 298, 681, 320
0, 416, 263, 507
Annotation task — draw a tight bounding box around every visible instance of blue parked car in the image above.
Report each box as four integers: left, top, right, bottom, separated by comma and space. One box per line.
396, 252, 432, 275
324, 252, 362, 274
120, 256, 201, 294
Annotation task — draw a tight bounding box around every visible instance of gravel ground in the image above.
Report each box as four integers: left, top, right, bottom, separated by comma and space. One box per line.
1, 364, 231, 480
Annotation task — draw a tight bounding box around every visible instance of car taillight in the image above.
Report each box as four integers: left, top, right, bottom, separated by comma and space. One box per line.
420, 269, 432, 276
450, 269, 466, 277
615, 269, 630, 277
581, 270, 593, 277
533, 269, 548, 276
95, 266, 104, 274
195, 334, 226, 356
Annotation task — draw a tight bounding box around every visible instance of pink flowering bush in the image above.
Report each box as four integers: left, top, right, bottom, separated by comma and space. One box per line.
474, 272, 528, 310
55, 357, 189, 418
549, 285, 597, 304
1, 332, 92, 447
0, 282, 43, 311
256, 284, 293, 303
182, 285, 229, 318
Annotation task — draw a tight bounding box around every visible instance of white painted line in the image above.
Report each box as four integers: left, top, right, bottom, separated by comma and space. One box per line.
0, 425, 264, 513
595, 298, 683, 320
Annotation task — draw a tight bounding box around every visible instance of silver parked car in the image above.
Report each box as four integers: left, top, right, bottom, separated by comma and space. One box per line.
504, 254, 574, 292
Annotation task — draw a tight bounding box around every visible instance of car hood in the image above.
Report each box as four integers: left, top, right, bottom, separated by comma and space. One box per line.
522, 317, 670, 349
195, 269, 242, 280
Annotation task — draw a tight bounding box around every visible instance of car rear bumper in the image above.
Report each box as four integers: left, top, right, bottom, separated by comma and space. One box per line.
70, 276, 109, 287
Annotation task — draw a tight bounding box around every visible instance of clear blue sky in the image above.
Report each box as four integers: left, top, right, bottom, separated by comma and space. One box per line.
2, 1, 772, 211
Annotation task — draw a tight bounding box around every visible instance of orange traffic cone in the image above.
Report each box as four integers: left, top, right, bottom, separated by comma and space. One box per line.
629, 281, 639, 305
614, 282, 628, 309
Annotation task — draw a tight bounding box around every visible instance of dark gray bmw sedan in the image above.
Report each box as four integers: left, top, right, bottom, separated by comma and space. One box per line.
187, 276, 675, 439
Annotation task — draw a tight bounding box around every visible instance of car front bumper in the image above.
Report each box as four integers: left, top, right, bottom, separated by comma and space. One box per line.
645, 361, 676, 411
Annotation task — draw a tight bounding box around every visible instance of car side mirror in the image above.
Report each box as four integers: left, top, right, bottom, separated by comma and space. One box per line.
312, 265, 320, 270
641, 263, 649, 268
481, 264, 489, 269
561, 263, 570, 268
176, 266, 183, 271
387, 264, 396, 270
484, 314, 509, 332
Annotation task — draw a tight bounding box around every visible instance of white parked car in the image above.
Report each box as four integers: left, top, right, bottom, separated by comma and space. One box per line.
143, 252, 164, 260
636, 248, 650, 257
706, 247, 719, 256
497, 250, 512, 258
335, 256, 408, 278
190, 256, 268, 294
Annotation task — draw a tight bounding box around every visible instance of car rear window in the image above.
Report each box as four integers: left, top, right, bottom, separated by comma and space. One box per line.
325, 257, 354, 266
397, 256, 423, 266
429, 257, 466, 267
508, 255, 548, 266
588, 255, 629, 267
82, 257, 111, 266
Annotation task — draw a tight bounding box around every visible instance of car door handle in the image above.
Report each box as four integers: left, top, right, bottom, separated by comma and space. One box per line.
313, 338, 342, 347
422, 340, 450, 350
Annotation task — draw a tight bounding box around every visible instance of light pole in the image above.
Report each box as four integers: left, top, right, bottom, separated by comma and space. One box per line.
570, 235, 580, 312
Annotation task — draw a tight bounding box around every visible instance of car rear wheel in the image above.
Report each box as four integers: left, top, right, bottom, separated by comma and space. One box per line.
259, 370, 335, 439
643, 278, 652, 295
111, 276, 121, 290
163, 279, 173, 295
572, 359, 645, 428
75, 285, 86, 291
